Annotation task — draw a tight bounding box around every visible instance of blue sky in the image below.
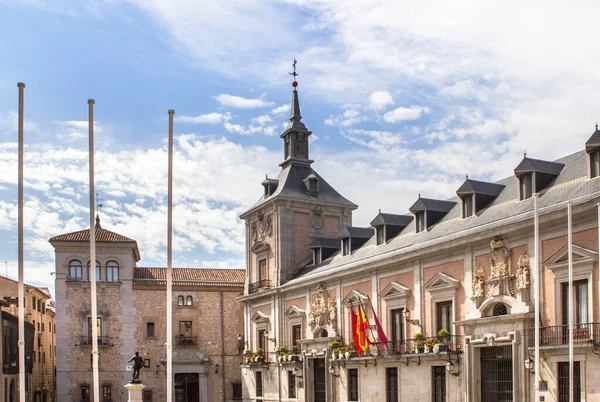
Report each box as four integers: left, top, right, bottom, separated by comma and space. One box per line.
0, 0, 599, 297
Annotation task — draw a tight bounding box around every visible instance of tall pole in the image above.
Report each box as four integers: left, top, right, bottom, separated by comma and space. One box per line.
88, 99, 100, 402
567, 202, 573, 402
166, 109, 175, 402
533, 194, 540, 402
17, 82, 26, 402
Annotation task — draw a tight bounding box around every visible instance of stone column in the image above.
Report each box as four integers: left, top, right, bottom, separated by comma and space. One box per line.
124, 383, 145, 402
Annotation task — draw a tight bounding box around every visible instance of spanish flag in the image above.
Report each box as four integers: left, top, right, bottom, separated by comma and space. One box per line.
356, 305, 369, 355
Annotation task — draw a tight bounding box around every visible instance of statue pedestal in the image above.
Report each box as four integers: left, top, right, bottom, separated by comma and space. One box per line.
124, 382, 145, 402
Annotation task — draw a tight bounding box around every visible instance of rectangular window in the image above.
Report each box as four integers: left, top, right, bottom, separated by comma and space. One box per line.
292, 324, 302, 347
258, 329, 265, 352
146, 323, 155, 338
313, 248, 321, 265
520, 174, 533, 200
42, 303, 45, 314
390, 308, 404, 353
88, 263, 101, 282
386, 367, 398, 402
87, 317, 103, 344
376, 226, 385, 245
348, 368, 359, 401
106, 265, 119, 282
179, 321, 193, 344
81, 385, 91, 402
142, 390, 152, 402
288, 371, 296, 398
436, 301, 452, 334
591, 151, 600, 178
232, 382, 242, 400
462, 194, 473, 218
102, 385, 112, 402
32, 297, 36, 311
342, 238, 350, 256
561, 279, 589, 325
558, 361, 581, 402
258, 259, 267, 283
70, 264, 82, 281
37, 300, 41, 312
416, 212, 425, 233
144, 359, 150, 368
432, 366, 446, 402
256, 371, 263, 397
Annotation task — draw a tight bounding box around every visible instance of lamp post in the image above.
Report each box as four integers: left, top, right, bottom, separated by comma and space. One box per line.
402, 309, 421, 327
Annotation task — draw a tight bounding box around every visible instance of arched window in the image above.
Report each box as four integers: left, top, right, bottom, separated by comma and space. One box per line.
106, 261, 119, 282
87, 261, 101, 282
317, 329, 328, 338
186, 296, 193, 306
69, 260, 82, 281
493, 303, 508, 316
177, 296, 184, 306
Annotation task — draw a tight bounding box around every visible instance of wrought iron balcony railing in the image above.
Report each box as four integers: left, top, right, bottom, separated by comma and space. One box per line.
528, 323, 600, 348
79, 336, 111, 346
175, 335, 198, 346
248, 279, 272, 294
385, 335, 463, 356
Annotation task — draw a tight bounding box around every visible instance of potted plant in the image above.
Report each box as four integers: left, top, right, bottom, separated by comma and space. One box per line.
290, 345, 299, 361
331, 347, 339, 360
425, 338, 440, 353
278, 346, 287, 362
329, 340, 340, 348
437, 329, 450, 352
256, 348, 264, 362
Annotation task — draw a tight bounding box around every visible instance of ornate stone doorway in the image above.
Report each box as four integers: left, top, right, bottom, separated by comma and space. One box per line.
175, 373, 200, 402
313, 359, 326, 402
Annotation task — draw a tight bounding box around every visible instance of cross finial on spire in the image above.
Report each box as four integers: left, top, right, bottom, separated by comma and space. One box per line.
289, 58, 299, 87
596, 122, 598, 131
95, 192, 103, 211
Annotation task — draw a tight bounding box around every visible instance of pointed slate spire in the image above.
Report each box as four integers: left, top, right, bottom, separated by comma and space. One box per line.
286, 88, 306, 131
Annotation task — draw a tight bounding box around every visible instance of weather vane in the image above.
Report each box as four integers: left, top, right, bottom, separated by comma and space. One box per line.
95, 192, 104, 211
289, 58, 299, 87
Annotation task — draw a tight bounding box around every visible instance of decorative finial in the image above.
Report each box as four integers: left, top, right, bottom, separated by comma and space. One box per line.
418, 192, 421, 198
95, 214, 101, 229
596, 122, 598, 131
379, 208, 381, 214
266, 174, 268, 179
466, 174, 469, 180
289, 58, 299, 88
95, 192, 103, 211
524, 151, 527, 158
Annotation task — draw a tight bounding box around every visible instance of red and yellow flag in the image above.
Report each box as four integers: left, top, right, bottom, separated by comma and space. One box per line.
356, 305, 369, 354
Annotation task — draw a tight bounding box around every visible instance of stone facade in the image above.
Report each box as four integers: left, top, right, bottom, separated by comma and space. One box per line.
0, 276, 56, 402
50, 223, 245, 402
240, 83, 600, 401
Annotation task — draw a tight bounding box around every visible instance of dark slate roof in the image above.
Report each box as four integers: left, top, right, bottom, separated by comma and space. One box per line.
283, 150, 598, 287
456, 179, 505, 197
585, 126, 600, 152
408, 197, 456, 214
134, 267, 245, 287
242, 164, 357, 217
338, 226, 374, 239
514, 157, 564, 176
370, 213, 413, 227
308, 237, 340, 249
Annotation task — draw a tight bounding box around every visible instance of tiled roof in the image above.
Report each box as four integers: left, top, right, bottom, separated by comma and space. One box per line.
338, 226, 374, 239
370, 213, 413, 227
308, 237, 340, 249
456, 179, 505, 197
134, 267, 245, 287
49, 227, 136, 243
514, 157, 564, 176
409, 197, 456, 214
585, 127, 600, 152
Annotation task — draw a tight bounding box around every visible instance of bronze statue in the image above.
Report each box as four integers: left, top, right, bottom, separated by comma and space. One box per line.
128, 351, 144, 383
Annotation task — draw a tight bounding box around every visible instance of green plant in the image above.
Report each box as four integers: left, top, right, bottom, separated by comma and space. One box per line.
279, 346, 287, 353
425, 338, 440, 348
437, 329, 450, 338
243, 349, 251, 355
414, 332, 424, 339
329, 340, 340, 347
416, 340, 425, 349
291, 345, 299, 354
256, 348, 264, 355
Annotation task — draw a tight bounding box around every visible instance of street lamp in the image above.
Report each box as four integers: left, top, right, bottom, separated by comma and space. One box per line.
402, 309, 420, 327
524, 358, 534, 374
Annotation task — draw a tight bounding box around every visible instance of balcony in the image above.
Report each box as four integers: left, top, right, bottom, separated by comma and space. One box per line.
248, 279, 271, 294
528, 323, 600, 348
79, 336, 111, 346
386, 335, 463, 356
175, 335, 198, 346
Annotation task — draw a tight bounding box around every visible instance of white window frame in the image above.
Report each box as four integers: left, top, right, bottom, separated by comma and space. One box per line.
423, 272, 459, 336
285, 305, 305, 348
379, 282, 411, 343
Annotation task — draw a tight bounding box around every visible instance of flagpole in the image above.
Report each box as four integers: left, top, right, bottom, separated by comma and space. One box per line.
366, 295, 387, 355
357, 298, 378, 355
88, 99, 100, 402
17, 82, 26, 402
166, 109, 175, 402
567, 202, 573, 402
533, 194, 540, 401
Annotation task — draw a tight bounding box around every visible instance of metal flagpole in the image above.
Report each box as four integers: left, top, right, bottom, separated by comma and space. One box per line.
88, 99, 100, 402
166, 109, 175, 402
567, 201, 573, 402
17, 82, 26, 402
533, 194, 540, 401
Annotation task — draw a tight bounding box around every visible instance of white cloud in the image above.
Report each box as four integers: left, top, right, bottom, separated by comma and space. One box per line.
178, 112, 231, 124
324, 109, 367, 127
251, 115, 272, 125
383, 106, 431, 123
270, 104, 289, 115
367, 91, 394, 110
215, 94, 274, 109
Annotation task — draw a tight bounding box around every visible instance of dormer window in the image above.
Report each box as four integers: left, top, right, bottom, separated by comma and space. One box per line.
342, 238, 350, 256
313, 248, 322, 265
520, 174, 532, 200
304, 173, 319, 193
462, 194, 473, 218
590, 150, 600, 178
376, 226, 385, 245
415, 212, 425, 233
